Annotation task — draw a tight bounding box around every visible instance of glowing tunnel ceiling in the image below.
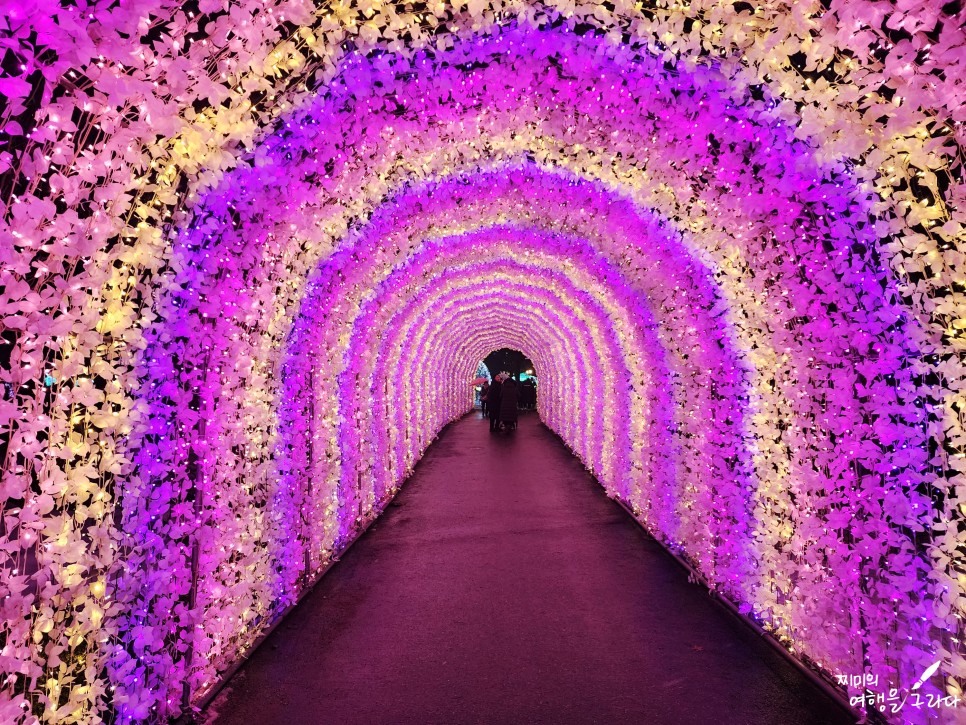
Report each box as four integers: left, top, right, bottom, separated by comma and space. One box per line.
2, 2, 964, 723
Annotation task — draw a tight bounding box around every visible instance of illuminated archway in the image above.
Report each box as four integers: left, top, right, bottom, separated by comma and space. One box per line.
3, 6, 961, 722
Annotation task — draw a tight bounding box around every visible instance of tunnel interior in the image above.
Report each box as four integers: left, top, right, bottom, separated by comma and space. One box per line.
2, 3, 965, 723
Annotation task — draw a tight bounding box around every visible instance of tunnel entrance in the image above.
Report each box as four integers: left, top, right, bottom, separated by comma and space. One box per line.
477, 348, 540, 429
479, 347, 539, 414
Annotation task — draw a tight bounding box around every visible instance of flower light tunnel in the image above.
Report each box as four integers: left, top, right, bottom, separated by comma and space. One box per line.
2, 3, 964, 724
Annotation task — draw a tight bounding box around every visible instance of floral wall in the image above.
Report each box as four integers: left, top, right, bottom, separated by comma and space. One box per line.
1, 1, 963, 723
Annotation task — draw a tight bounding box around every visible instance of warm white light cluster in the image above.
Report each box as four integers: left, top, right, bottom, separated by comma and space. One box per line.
0, 2, 963, 723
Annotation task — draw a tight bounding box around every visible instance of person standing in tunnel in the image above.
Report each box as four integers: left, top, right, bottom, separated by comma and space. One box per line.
500, 375, 519, 431
488, 374, 503, 432
480, 379, 490, 418
521, 378, 536, 410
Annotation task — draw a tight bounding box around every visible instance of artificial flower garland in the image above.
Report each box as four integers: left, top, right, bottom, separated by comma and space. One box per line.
1, 3, 963, 723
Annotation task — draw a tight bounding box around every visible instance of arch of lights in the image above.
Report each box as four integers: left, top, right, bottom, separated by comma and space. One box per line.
2, 2, 963, 723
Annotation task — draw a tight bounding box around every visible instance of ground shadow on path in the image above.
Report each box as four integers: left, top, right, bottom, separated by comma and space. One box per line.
205, 412, 854, 725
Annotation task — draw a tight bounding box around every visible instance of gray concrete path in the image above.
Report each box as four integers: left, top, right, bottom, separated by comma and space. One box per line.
205, 411, 853, 725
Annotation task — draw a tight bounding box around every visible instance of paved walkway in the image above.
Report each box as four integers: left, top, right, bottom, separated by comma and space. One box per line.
206, 412, 852, 725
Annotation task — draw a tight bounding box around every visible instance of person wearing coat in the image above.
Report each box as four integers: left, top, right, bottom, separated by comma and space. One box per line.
521, 379, 536, 409
479, 380, 490, 417
500, 376, 519, 430
488, 376, 503, 432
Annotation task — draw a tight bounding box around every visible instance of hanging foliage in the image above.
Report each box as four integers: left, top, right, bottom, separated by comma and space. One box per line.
1, 2, 963, 723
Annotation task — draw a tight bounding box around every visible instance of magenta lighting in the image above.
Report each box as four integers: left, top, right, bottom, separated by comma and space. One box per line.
2, 4, 963, 724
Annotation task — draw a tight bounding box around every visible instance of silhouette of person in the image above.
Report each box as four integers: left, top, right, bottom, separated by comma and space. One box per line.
488, 375, 503, 432
500, 376, 519, 431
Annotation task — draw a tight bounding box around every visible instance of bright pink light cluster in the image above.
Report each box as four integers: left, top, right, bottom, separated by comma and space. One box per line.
35, 21, 943, 724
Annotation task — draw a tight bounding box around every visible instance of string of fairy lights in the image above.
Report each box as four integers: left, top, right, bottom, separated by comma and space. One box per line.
1, 2, 963, 723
